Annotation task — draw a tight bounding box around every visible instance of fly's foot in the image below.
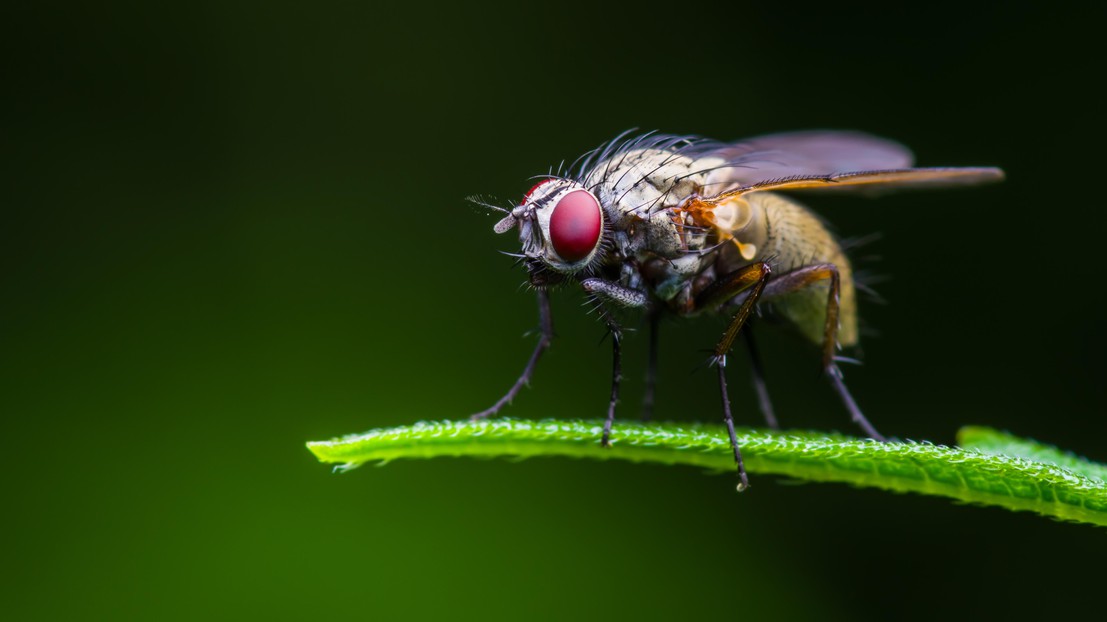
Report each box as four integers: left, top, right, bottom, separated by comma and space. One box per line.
600, 428, 613, 448
469, 408, 496, 422
734, 452, 751, 492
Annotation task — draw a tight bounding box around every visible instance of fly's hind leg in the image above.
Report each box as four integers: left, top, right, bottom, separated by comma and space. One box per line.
761, 264, 886, 441
742, 324, 779, 430
693, 261, 773, 491
471, 289, 554, 420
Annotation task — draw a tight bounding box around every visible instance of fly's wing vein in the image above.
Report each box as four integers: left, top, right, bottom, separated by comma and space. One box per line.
711, 167, 1005, 200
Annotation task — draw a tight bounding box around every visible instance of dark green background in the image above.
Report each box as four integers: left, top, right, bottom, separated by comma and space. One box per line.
5, 2, 1106, 620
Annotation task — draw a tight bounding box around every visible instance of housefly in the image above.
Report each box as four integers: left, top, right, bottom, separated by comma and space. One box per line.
472, 130, 1003, 490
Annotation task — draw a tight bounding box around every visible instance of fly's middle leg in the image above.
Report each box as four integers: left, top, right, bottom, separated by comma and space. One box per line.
693, 261, 773, 491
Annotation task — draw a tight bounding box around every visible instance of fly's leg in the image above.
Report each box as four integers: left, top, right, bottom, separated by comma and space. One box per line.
716, 365, 749, 491
580, 278, 649, 308
758, 264, 886, 441
642, 310, 660, 421
471, 289, 554, 420
580, 278, 648, 446
694, 262, 773, 491
743, 325, 779, 429
601, 315, 623, 448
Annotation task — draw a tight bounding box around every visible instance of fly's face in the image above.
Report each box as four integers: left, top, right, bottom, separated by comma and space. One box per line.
496, 178, 607, 284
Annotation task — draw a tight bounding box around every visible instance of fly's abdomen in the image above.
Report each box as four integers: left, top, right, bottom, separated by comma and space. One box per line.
756, 193, 858, 347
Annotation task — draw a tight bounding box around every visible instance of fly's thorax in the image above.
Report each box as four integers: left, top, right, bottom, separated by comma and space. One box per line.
618, 207, 687, 258
584, 147, 730, 280
615, 207, 720, 303
632, 192, 771, 302
585, 148, 727, 228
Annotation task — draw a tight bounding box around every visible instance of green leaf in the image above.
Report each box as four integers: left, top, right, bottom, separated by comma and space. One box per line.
957, 426, 1107, 483
307, 419, 1107, 527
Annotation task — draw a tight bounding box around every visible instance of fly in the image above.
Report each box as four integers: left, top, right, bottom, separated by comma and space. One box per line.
471, 130, 1003, 490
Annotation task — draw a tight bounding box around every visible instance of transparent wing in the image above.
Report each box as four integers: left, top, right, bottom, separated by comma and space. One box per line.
699, 130, 1002, 196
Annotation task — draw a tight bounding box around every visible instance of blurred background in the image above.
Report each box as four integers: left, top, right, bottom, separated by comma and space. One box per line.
4, 2, 1106, 620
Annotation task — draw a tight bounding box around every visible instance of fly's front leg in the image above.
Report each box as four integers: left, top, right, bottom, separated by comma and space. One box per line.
471, 289, 554, 420
580, 278, 649, 446
589, 294, 623, 449
693, 262, 773, 491
760, 264, 886, 441
580, 278, 649, 308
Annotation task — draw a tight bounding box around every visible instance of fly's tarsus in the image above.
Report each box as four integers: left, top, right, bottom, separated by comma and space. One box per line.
717, 363, 751, 491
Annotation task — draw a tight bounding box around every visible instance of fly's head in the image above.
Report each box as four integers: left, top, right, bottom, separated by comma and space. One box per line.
494, 179, 608, 288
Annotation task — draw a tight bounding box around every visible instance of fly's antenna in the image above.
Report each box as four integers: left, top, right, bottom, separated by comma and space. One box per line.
466, 195, 519, 234
465, 195, 510, 215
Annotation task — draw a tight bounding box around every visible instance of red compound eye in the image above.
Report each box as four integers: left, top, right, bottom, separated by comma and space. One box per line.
549, 189, 602, 263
